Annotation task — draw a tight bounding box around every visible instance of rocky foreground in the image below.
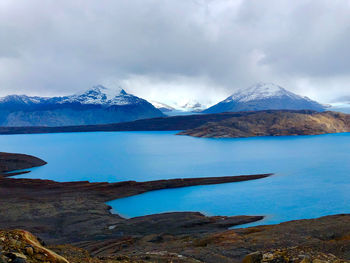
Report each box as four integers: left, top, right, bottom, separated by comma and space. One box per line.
1, 153, 350, 262
0, 174, 269, 243
2, 215, 350, 263
178, 110, 350, 138
0, 229, 69, 263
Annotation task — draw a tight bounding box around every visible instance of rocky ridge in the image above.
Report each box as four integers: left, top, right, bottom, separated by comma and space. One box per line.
178, 110, 350, 138
0, 175, 268, 243
243, 248, 348, 263
0, 229, 69, 263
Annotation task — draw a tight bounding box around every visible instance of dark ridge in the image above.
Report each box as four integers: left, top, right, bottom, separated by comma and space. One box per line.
0, 152, 47, 174
0, 173, 271, 243
0, 110, 317, 135
179, 110, 350, 138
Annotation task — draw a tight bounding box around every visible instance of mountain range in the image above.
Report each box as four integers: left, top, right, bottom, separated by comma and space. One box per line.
0, 82, 328, 127
0, 85, 164, 126
203, 82, 326, 113
151, 100, 208, 113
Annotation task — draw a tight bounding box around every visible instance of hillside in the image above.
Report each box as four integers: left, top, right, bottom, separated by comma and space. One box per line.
1, 110, 350, 138
203, 82, 326, 113
179, 111, 350, 138
0, 112, 247, 134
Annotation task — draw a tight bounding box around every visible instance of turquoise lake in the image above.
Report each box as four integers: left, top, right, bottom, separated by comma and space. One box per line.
1, 131, 350, 226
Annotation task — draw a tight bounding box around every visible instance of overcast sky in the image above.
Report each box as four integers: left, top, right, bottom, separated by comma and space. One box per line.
1, 0, 350, 105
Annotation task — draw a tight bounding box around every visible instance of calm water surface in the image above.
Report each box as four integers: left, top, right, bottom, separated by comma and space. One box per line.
0, 131, 349, 226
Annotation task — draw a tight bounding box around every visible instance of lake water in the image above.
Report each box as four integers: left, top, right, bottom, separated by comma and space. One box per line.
1, 131, 350, 226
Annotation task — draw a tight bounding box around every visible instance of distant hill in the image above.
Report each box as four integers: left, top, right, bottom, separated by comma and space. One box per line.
178, 111, 350, 138
203, 82, 326, 113
151, 99, 209, 113
0, 110, 349, 139
150, 100, 175, 113
0, 112, 239, 134
0, 85, 164, 126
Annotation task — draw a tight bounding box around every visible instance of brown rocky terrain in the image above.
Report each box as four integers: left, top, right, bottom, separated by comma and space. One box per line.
0, 152, 46, 175
3, 214, 350, 263
51, 214, 350, 263
178, 111, 350, 138
0, 175, 268, 244
1, 153, 350, 262
0, 229, 69, 263
242, 247, 348, 263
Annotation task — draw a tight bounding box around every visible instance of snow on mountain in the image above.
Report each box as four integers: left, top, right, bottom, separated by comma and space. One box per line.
54, 85, 144, 106
164, 99, 209, 112
203, 82, 326, 113
0, 95, 47, 104
150, 99, 210, 113
0, 85, 164, 126
224, 82, 302, 103
178, 100, 206, 112
150, 101, 175, 112
0, 85, 147, 107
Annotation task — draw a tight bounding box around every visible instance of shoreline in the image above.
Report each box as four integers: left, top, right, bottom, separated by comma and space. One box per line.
1, 152, 350, 261
0, 152, 271, 243
1, 110, 348, 139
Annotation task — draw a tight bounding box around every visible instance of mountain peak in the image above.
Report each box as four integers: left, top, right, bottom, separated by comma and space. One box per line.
226, 82, 298, 103
250, 82, 285, 93
0, 85, 164, 126
203, 82, 326, 113
86, 85, 126, 100
65, 85, 138, 106
119, 89, 127, 95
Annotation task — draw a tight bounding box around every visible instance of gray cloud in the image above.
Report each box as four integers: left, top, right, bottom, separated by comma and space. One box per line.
0, 0, 350, 104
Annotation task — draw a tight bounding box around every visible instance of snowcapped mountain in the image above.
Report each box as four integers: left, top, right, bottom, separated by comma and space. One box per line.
0, 95, 48, 109
178, 100, 207, 112
203, 82, 326, 113
150, 99, 209, 114
54, 85, 145, 106
0, 85, 164, 126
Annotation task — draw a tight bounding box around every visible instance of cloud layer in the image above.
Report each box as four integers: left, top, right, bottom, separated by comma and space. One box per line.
1, 0, 350, 104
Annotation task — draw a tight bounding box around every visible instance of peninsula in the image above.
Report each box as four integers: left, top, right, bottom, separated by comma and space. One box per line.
1, 153, 350, 262
179, 110, 350, 138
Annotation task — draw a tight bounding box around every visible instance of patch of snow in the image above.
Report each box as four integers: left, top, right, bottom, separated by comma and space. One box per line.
169, 99, 210, 112
150, 100, 175, 110
0, 85, 145, 107
328, 102, 350, 108
0, 95, 47, 104
57, 85, 140, 106
225, 82, 303, 103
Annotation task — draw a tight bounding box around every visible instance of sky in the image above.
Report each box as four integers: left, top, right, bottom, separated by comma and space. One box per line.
0, 0, 350, 105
